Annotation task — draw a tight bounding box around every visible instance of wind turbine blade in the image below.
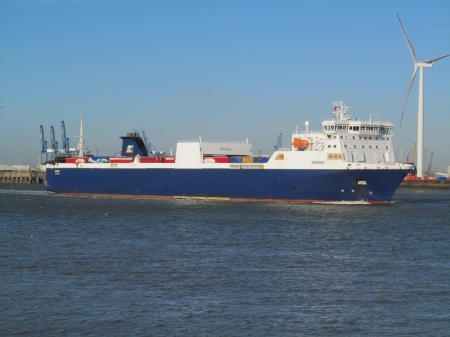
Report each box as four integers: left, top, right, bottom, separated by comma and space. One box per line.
422, 54, 450, 64
397, 13, 418, 64
400, 66, 418, 127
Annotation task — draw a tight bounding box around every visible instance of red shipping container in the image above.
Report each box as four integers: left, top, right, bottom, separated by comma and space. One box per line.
65, 157, 88, 163
164, 156, 176, 163
141, 157, 162, 163
203, 156, 230, 163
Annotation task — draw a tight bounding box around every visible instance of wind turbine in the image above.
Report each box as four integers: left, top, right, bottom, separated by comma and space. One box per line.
397, 13, 449, 179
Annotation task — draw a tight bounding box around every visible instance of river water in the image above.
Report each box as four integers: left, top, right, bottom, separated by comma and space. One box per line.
1, 184, 449, 336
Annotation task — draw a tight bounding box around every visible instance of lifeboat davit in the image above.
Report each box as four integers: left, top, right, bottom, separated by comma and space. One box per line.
292, 139, 309, 149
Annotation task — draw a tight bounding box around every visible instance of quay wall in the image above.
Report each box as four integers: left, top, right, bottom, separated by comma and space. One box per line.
0, 170, 46, 184
399, 180, 450, 190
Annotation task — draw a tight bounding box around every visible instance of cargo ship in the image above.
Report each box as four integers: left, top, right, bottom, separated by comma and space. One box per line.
45, 101, 413, 203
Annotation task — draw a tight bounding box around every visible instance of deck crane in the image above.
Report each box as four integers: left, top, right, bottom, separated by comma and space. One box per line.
50, 126, 59, 159
39, 125, 48, 164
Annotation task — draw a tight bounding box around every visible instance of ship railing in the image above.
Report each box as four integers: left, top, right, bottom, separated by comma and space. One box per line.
324, 129, 394, 136
323, 118, 392, 125
292, 131, 322, 135
178, 139, 251, 144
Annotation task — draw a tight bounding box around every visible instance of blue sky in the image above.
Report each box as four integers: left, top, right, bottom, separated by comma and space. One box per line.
1, 0, 449, 171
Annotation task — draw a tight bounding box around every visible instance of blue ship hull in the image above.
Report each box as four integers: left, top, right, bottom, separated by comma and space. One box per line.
46, 168, 409, 202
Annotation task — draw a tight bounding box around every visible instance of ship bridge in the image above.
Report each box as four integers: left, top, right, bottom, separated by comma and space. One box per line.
289, 101, 396, 165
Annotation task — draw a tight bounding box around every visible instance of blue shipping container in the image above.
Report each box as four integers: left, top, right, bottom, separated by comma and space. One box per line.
230, 157, 242, 163
88, 156, 110, 163
252, 156, 270, 163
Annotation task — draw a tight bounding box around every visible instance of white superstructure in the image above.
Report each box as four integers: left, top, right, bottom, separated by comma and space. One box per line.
286, 101, 397, 169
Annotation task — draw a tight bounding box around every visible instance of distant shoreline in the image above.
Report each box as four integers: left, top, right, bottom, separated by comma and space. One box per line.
399, 181, 450, 190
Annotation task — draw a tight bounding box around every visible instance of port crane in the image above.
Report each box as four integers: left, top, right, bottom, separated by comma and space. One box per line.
406, 143, 416, 164
141, 130, 151, 154
274, 133, 282, 151
61, 121, 70, 154
50, 126, 59, 158
39, 125, 49, 164
40, 121, 77, 164
428, 151, 434, 172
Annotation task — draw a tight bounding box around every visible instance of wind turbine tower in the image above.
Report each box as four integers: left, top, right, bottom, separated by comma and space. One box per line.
397, 14, 449, 179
